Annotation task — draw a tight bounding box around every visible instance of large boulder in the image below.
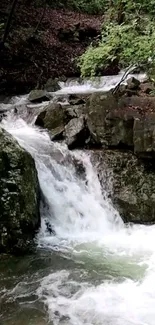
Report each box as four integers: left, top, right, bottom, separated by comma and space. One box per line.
127, 77, 140, 90
35, 102, 86, 143
28, 90, 50, 103
0, 127, 40, 254
92, 150, 155, 224
44, 78, 61, 92
134, 114, 155, 158
139, 81, 154, 95
64, 117, 89, 149
35, 103, 66, 140
86, 92, 155, 157
86, 92, 138, 147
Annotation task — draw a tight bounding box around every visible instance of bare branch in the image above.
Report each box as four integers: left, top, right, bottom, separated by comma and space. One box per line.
112, 64, 139, 94
33, 1, 46, 36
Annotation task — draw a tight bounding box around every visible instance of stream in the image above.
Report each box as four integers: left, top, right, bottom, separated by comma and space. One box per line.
1, 72, 155, 325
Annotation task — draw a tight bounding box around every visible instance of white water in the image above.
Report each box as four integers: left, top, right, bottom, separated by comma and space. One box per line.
57, 71, 147, 94
1, 77, 155, 325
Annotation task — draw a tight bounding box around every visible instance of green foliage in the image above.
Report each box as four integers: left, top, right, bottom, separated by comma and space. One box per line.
39, 0, 155, 16
47, 0, 107, 14
79, 1, 155, 77
68, 0, 107, 14
108, 0, 155, 16
79, 40, 117, 77
135, 0, 155, 15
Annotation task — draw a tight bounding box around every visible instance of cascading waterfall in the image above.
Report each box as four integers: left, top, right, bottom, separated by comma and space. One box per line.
1, 75, 155, 325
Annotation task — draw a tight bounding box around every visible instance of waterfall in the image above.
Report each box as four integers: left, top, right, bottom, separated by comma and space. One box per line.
1, 76, 155, 325
1, 115, 122, 250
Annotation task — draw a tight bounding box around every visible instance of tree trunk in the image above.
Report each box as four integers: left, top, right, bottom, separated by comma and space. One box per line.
117, 0, 125, 24
2, 0, 18, 45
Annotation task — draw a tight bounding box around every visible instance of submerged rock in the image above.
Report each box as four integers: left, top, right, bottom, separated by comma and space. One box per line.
92, 150, 155, 224
0, 127, 40, 254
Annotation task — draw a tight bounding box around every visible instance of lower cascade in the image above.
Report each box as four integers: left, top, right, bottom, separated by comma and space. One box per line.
1, 88, 155, 325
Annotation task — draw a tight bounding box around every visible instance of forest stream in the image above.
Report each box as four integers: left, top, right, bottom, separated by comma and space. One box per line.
1, 73, 155, 325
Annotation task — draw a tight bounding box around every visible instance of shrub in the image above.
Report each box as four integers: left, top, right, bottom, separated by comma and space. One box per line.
79, 18, 155, 77
47, 0, 107, 14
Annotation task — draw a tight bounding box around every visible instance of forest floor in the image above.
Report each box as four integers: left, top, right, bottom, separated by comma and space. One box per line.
0, 0, 112, 95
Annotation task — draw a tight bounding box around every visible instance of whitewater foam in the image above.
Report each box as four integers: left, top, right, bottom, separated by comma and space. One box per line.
1, 80, 155, 325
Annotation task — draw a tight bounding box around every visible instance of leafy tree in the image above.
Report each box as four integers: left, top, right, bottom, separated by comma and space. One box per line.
78, 0, 155, 77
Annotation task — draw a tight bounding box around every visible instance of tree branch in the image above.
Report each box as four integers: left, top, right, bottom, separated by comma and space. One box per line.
112, 64, 139, 94
33, 0, 46, 36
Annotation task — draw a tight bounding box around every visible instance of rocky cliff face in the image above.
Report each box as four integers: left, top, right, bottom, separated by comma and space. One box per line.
86, 91, 155, 157
0, 127, 40, 254
92, 150, 155, 224
33, 80, 155, 224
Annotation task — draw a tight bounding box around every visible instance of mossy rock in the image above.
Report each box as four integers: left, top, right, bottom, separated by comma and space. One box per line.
0, 127, 40, 254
